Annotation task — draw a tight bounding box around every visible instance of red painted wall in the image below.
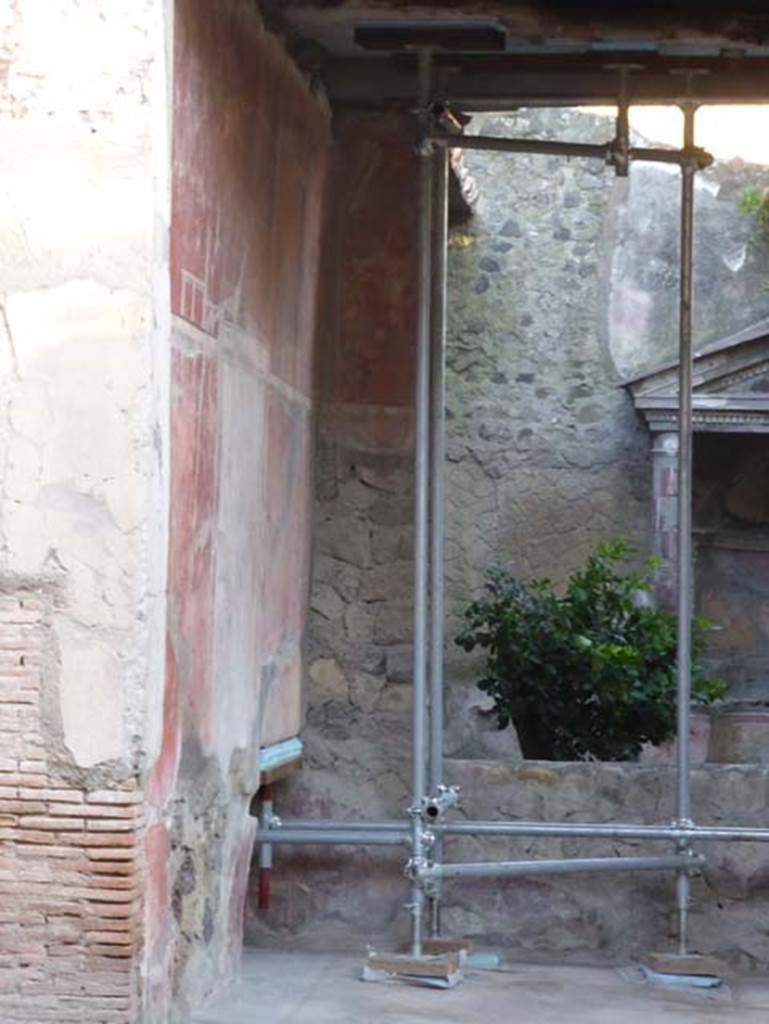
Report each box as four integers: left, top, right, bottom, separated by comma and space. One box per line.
333, 113, 418, 411
317, 110, 419, 456
145, 2, 329, 1017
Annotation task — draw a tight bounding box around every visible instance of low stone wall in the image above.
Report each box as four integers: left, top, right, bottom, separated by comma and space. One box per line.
246, 759, 769, 971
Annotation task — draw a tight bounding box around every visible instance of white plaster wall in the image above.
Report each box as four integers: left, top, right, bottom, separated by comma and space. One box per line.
0, 0, 170, 773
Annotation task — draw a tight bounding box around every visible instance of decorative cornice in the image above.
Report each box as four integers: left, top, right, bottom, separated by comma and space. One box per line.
623, 323, 769, 433
641, 407, 769, 434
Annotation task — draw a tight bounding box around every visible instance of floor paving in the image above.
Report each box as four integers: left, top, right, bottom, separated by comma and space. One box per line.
191, 950, 769, 1023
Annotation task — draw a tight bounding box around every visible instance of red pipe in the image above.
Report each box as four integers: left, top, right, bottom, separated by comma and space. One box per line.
257, 783, 274, 911
257, 865, 271, 911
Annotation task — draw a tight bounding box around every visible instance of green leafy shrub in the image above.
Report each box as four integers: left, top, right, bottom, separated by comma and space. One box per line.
739, 187, 769, 280
739, 187, 769, 242
456, 540, 724, 762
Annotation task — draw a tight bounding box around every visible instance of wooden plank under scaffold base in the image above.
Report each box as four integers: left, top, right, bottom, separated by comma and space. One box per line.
363, 950, 463, 988
642, 952, 724, 977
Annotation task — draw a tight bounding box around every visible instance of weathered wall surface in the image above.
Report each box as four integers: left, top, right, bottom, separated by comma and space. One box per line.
246, 108, 769, 956
0, 1, 170, 1020
610, 145, 769, 377
147, 3, 330, 1020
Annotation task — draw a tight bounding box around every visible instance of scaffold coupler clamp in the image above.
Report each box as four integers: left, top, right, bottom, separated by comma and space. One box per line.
422, 784, 460, 821
404, 855, 429, 882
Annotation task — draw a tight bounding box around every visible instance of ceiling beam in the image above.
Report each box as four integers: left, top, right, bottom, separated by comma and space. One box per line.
323, 54, 769, 107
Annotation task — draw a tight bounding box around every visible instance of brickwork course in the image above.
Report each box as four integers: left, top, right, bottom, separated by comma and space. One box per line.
0, 594, 143, 1023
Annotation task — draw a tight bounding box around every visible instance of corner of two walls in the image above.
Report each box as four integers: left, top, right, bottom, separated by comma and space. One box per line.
144, 1, 330, 1018
245, 109, 422, 950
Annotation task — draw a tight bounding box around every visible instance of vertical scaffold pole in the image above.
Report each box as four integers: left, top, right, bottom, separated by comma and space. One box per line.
427, 137, 449, 939
409, 47, 434, 957
675, 101, 697, 955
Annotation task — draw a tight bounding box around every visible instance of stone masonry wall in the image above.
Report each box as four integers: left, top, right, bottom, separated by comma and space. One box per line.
246, 108, 769, 958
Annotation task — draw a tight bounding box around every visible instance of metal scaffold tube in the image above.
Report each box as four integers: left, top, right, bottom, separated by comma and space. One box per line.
421, 854, 704, 881
269, 820, 409, 832
439, 821, 769, 842
427, 130, 450, 941
251, 829, 410, 846
428, 142, 449, 816
429, 132, 713, 170
256, 819, 769, 844
430, 133, 611, 159
675, 100, 698, 957
409, 47, 434, 958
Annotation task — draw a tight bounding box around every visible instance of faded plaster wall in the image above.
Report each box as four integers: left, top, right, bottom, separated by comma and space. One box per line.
246, 108, 769, 960
0, 0, 170, 784
146, 3, 330, 1020
0, 2, 170, 1020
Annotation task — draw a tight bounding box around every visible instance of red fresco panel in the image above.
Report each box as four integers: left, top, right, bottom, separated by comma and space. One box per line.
266, 76, 329, 394
165, 349, 219, 755
294, 137, 328, 399
270, 119, 306, 388
168, 0, 328, 775
172, 0, 271, 338
334, 114, 419, 409
171, 0, 327, 384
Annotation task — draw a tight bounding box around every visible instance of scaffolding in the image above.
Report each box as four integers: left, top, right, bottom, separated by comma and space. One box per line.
254, 59, 769, 962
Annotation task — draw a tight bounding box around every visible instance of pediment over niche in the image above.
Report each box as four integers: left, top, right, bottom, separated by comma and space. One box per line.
622, 318, 769, 434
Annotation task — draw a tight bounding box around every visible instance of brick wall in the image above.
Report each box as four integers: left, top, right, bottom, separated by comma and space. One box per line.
0, 594, 143, 1023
